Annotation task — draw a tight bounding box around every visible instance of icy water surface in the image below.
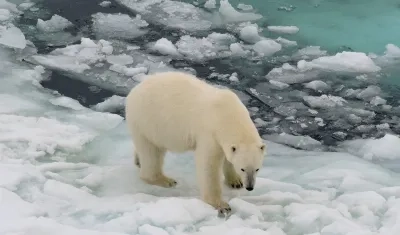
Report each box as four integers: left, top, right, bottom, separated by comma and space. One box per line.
1, 0, 400, 234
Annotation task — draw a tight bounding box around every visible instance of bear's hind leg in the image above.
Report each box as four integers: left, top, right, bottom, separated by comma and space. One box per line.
223, 158, 243, 189
134, 134, 177, 188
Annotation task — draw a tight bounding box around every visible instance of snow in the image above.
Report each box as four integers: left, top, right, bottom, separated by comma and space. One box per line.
37, 14, 73, 32
2, 1, 400, 235
268, 26, 299, 34
239, 24, 261, 43
92, 13, 148, 40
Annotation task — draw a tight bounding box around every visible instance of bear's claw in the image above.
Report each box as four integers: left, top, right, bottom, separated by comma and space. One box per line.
225, 176, 243, 189
217, 204, 232, 218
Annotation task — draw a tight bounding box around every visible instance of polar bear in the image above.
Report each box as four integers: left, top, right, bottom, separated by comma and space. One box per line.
125, 71, 266, 213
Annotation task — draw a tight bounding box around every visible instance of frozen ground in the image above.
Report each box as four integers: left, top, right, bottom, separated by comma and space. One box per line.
2, 0, 400, 235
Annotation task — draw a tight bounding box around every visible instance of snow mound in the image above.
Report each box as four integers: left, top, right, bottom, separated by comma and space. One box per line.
0, 24, 26, 49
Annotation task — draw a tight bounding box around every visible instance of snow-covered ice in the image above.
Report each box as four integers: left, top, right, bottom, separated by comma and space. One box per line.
37, 14, 73, 32
2, 0, 400, 235
92, 13, 148, 40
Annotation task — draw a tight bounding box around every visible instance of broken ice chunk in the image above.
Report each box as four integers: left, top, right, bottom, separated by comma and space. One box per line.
304, 80, 330, 92
219, 0, 262, 24
253, 39, 282, 57
151, 38, 180, 57
303, 95, 347, 109
37, 14, 73, 32
92, 13, 148, 40
268, 26, 299, 34
0, 25, 26, 49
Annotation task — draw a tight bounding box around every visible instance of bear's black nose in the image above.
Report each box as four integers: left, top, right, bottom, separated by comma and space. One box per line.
246, 187, 254, 191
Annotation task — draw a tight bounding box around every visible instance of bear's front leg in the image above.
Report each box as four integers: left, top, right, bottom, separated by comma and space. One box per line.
223, 157, 243, 189
195, 145, 231, 214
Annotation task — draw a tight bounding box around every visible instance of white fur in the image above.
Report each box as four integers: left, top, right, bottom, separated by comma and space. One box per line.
125, 71, 266, 211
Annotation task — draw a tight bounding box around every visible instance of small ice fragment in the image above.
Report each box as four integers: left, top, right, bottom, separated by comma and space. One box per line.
106, 54, 134, 65
204, 0, 216, 9
92, 95, 126, 113
99, 1, 111, 7
303, 95, 347, 109
219, 0, 262, 24
37, 14, 73, 32
356, 85, 381, 101
370, 96, 387, 106
237, 3, 253, 11
50, 97, 85, 110
268, 25, 299, 34
269, 80, 289, 89
253, 39, 282, 56
230, 43, 247, 56
239, 24, 261, 43
276, 37, 297, 47
304, 80, 330, 92
109, 64, 148, 77
18, 2, 35, 10
229, 72, 239, 82
152, 38, 180, 57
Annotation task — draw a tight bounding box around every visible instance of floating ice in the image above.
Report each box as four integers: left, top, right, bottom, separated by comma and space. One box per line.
268, 26, 299, 34
92, 95, 126, 113
269, 80, 290, 90
37, 14, 73, 32
204, 0, 216, 9
229, 42, 247, 57
303, 95, 347, 109
370, 96, 387, 106
219, 0, 262, 24
276, 37, 297, 47
175, 33, 235, 62
92, 13, 148, 40
356, 85, 381, 101
304, 80, 330, 92
292, 46, 328, 60
253, 39, 282, 56
106, 54, 134, 66
239, 23, 262, 43
31, 38, 112, 73
237, 3, 253, 11
99, 1, 111, 7
340, 134, 400, 160
0, 24, 26, 49
266, 63, 319, 84
300, 51, 381, 73
115, 0, 214, 32
151, 38, 180, 57
264, 132, 322, 151
0, 0, 19, 13
50, 96, 85, 111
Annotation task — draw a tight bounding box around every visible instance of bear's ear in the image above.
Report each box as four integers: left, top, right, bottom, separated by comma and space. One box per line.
260, 144, 266, 151
231, 146, 236, 153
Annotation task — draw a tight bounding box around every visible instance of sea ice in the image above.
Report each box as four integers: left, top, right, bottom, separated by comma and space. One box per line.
268, 26, 299, 34
37, 14, 73, 32
0, 24, 26, 49
151, 38, 181, 57
253, 39, 282, 57
218, 0, 262, 24
303, 95, 347, 109
92, 95, 126, 113
92, 13, 148, 40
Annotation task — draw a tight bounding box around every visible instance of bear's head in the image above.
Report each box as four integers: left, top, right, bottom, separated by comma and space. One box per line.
224, 142, 266, 191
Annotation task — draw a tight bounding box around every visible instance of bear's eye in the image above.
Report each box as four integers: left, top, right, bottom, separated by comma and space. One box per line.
260, 145, 265, 151
231, 146, 236, 152
241, 168, 245, 172
256, 169, 259, 172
